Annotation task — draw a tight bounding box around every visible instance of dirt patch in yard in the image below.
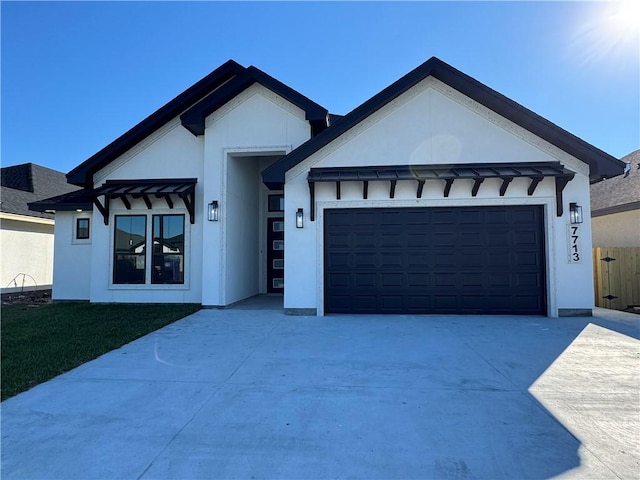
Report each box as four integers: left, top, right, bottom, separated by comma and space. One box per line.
1, 290, 52, 305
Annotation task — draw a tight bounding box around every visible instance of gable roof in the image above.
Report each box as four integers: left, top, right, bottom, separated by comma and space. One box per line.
1, 163, 81, 220
67, 60, 329, 188
180, 66, 329, 136
590, 149, 640, 216
262, 57, 625, 190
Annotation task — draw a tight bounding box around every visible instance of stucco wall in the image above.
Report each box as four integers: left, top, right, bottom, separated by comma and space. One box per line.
284, 77, 594, 317
225, 156, 260, 304
56, 84, 311, 305
88, 117, 205, 303
0, 217, 54, 291
592, 210, 640, 247
51, 212, 91, 300
201, 84, 311, 306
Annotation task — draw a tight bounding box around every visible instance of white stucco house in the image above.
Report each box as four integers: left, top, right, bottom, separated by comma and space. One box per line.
30, 57, 624, 316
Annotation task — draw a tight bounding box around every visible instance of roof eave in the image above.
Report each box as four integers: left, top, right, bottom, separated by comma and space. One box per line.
67, 60, 246, 187
262, 56, 626, 186
180, 66, 329, 138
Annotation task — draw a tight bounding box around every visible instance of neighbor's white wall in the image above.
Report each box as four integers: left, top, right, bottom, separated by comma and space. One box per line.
0, 216, 55, 292
51, 212, 91, 300
201, 83, 311, 306
284, 77, 594, 316
592, 210, 640, 247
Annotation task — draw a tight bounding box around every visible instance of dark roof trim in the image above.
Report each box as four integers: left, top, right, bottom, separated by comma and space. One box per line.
29, 178, 198, 225
180, 66, 328, 136
67, 60, 245, 187
28, 189, 94, 213
306, 162, 575, 221
591, 201, 640, 217
262, 57, 625, 189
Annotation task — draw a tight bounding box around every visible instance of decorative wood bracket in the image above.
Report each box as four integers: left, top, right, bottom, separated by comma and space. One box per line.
93, 197, 109, 225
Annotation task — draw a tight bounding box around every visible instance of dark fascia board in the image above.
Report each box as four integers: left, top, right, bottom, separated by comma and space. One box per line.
262, 56, 625, 190
180, 65, 328, 136
28, 189, 94, 213
591, 201, 640, 217
66, 60, 246, 188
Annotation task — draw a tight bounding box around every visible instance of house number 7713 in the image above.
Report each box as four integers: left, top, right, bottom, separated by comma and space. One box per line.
568, 225, 581, 263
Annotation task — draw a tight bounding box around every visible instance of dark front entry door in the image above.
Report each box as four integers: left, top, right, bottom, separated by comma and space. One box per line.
267, 217, 284, 293
324, 206, 546, 315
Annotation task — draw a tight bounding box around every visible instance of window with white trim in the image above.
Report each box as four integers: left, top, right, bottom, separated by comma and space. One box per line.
112, 214, 185, 285
76, 218, 90, 240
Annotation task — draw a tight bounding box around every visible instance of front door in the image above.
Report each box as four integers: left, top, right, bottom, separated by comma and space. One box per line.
267, 217, 284, 293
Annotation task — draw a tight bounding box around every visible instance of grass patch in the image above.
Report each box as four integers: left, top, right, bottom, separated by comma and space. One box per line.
1, 303, 200, 401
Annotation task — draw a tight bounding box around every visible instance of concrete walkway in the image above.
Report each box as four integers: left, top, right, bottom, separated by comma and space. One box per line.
2, 307, 638, 479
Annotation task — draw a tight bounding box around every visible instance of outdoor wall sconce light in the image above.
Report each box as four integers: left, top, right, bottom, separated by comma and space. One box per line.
296, 208, 304, 228
569, 202, 583, 224
207, 201, 219, 222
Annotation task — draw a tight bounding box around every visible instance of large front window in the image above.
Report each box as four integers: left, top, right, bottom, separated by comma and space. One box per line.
152, 215, 184, 284
113, 214, 185, 285
114, 215, 146, 284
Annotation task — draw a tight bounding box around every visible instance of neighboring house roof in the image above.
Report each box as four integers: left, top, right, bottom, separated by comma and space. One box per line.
590, 149, 640, 217
1, 163, 80, 220
66, 61, 330, 188
262, 57, 625, 189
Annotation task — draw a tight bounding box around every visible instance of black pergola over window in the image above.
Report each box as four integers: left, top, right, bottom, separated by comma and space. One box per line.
307, 162, 575, 221
92, 179, 197, 225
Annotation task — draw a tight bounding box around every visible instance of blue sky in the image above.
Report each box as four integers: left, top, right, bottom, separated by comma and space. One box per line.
2, 1, 639, 174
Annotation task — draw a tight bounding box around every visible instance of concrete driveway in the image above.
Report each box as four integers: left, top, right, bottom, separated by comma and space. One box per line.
2, 306, 638, 479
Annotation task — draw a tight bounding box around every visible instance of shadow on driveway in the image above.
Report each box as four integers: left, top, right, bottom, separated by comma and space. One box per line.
1, 307, 638, 479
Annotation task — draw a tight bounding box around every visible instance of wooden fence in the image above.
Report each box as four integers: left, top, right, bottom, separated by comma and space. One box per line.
593, 247, 640, 310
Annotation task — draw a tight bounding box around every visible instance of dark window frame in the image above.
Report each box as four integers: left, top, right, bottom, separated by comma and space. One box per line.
268, 194, 284, 212
151, 214, 185, 285
76, 218, 90, 240
113, 215, 147, 285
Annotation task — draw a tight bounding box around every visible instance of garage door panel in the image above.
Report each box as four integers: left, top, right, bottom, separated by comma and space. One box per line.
460, 253, 483, 267
326, 252, 351, 269
488, 272, 511, 288
355, 273, 376, 287
487, 230, 510, 246
515, 272, 543, 287
407, 273, 430, 287
355, 253, 376, 268
324, 206, 545, 315
328, 273, 351, 288
513, 208, 537, 224
459, 210, 483, 224
380, 252, 403, 268
486, 209, 509, 224
354, 232, 376, 248
434, 253, 457, 267
432, 232, 456, 246
515, 251, 540, 266
381, 273, 403, 287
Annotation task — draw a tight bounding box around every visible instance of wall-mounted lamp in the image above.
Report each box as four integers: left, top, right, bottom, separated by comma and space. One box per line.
569, 202, 583, 224
296, 208, 304, 228
207, 200, 219, 222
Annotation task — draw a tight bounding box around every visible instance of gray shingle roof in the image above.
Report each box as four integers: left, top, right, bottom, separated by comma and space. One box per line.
1, 163, 80, 220
590, 149, 640, 215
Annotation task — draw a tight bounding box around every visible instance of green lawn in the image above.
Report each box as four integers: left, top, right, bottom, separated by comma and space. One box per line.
1, 302, 201, 401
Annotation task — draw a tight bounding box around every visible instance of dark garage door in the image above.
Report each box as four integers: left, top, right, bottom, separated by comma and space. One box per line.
324, 206, 546, 315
